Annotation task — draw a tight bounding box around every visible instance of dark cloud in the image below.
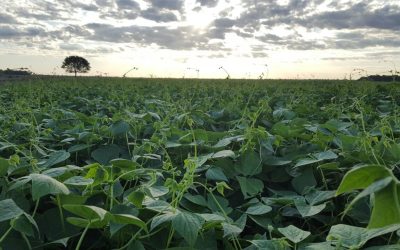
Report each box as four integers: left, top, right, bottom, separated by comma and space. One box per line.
116, 0, 140, 10
83, 23, 208, 50
141, 8, 178, 22
145, 0, 184, 10
196, 0, 219, 8
331, 35, 400, 50
0, 26, 21, 38
59, 43, 85, 51
95, 0, 114, 7
74, 3, 98, 11
0, 25, 46, 39
100, 10, 139, 19
0, 13, 19, 24
301, 3, 400, 31
366, 51, 400, 58
14, 8, 58, 21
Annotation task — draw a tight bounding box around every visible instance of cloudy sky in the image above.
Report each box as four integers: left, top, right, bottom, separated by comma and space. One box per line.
1, 0, 399, 79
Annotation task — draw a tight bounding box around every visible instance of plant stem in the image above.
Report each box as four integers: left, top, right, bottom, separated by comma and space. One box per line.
166, 227, 175, 248
21, 233, 32, 250
75, 222, 91, 250
32, 199, 40, 217
110, 167, 114, 210
56, 195, 65, 232
0, 227, 13, 243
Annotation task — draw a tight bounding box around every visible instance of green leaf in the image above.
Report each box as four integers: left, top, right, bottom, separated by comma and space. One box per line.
110, 120, 130, 136
314, 150, 338, 161
127, 240, 145, 250
111, 214, 147, 231
85, 163, 109, 186
172, 212, 204, 246
30, 173, 70, 200
110, 158, 138, 169
222, 222, 242, 238
278, 225, 311, 244
150, 212, 177, 231
64, 176, 94, 186
364, 245, 400, 250
236, 176, 264, 199
327, 224, 400, 248
305, 190, 335, 205
184, 194, 208, 207
66, 217, 108, 228
42, 165, 81, 177
205, 167, 228, 182
127, 191, 145, 208
216, 181, 232, 196
336, 165, 391, 195
250, 239, 290, 250
12, 213, 39, 237
212, 150, 235, 159
41, 150, 70, 168
294, 158, 320, 168
199, 213, 225, 222
68, 144, 92, 153
144, 200, 174, 213
291, 166, 317, 194
317, 162, 340, 171
0, 157, 10, 177
323, 119, 353, 132
236, 151, 262, 176
263, 156, 292, 166
294, 198, 326, 217
298, 242, 335, 250
213, 135, 243, 148
63, 204, 108, 221
207, 193, 233, 215
245, 203, 272, 215
0, 199, 24, 222
146, 186, 169, 198
368, 182, 400, 228
91, 145, 122, 165
343, 177, 392, 217
295, 151, 338, 168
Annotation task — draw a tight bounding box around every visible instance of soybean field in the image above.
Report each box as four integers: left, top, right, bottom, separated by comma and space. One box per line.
0, 78, 400, 249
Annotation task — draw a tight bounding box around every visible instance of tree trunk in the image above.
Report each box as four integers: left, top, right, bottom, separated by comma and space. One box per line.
74, 70, 77, 77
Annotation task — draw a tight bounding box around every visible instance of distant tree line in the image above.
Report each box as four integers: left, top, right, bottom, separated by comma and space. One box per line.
358, 75, 400, 82
0, 68, 32, 76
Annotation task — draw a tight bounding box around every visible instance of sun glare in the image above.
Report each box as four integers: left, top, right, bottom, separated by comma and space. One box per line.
185, 9, 214, 29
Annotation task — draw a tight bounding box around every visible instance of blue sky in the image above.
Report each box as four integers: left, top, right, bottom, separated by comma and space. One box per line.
0, 0, 399, 79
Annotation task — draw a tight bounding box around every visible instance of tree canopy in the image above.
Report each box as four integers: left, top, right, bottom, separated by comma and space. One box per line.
61, 56, 90, 77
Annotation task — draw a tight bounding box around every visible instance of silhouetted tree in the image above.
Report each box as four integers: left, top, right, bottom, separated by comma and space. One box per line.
61, 56, 90, 77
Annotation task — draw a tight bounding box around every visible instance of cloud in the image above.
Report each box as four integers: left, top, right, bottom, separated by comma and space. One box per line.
59, 43, 85, 51
141, 8, 179, 22
83, 23, 208, 50
0, 25, 45, 39
0, 13, 19, 24
1, 0, 399, 56
0, 26, 21, 38
66, 1, 98, 11
145, 0, 184, 10
116, 0, 140, 10
300, 3, 400, 31
196, 0, 219, 8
